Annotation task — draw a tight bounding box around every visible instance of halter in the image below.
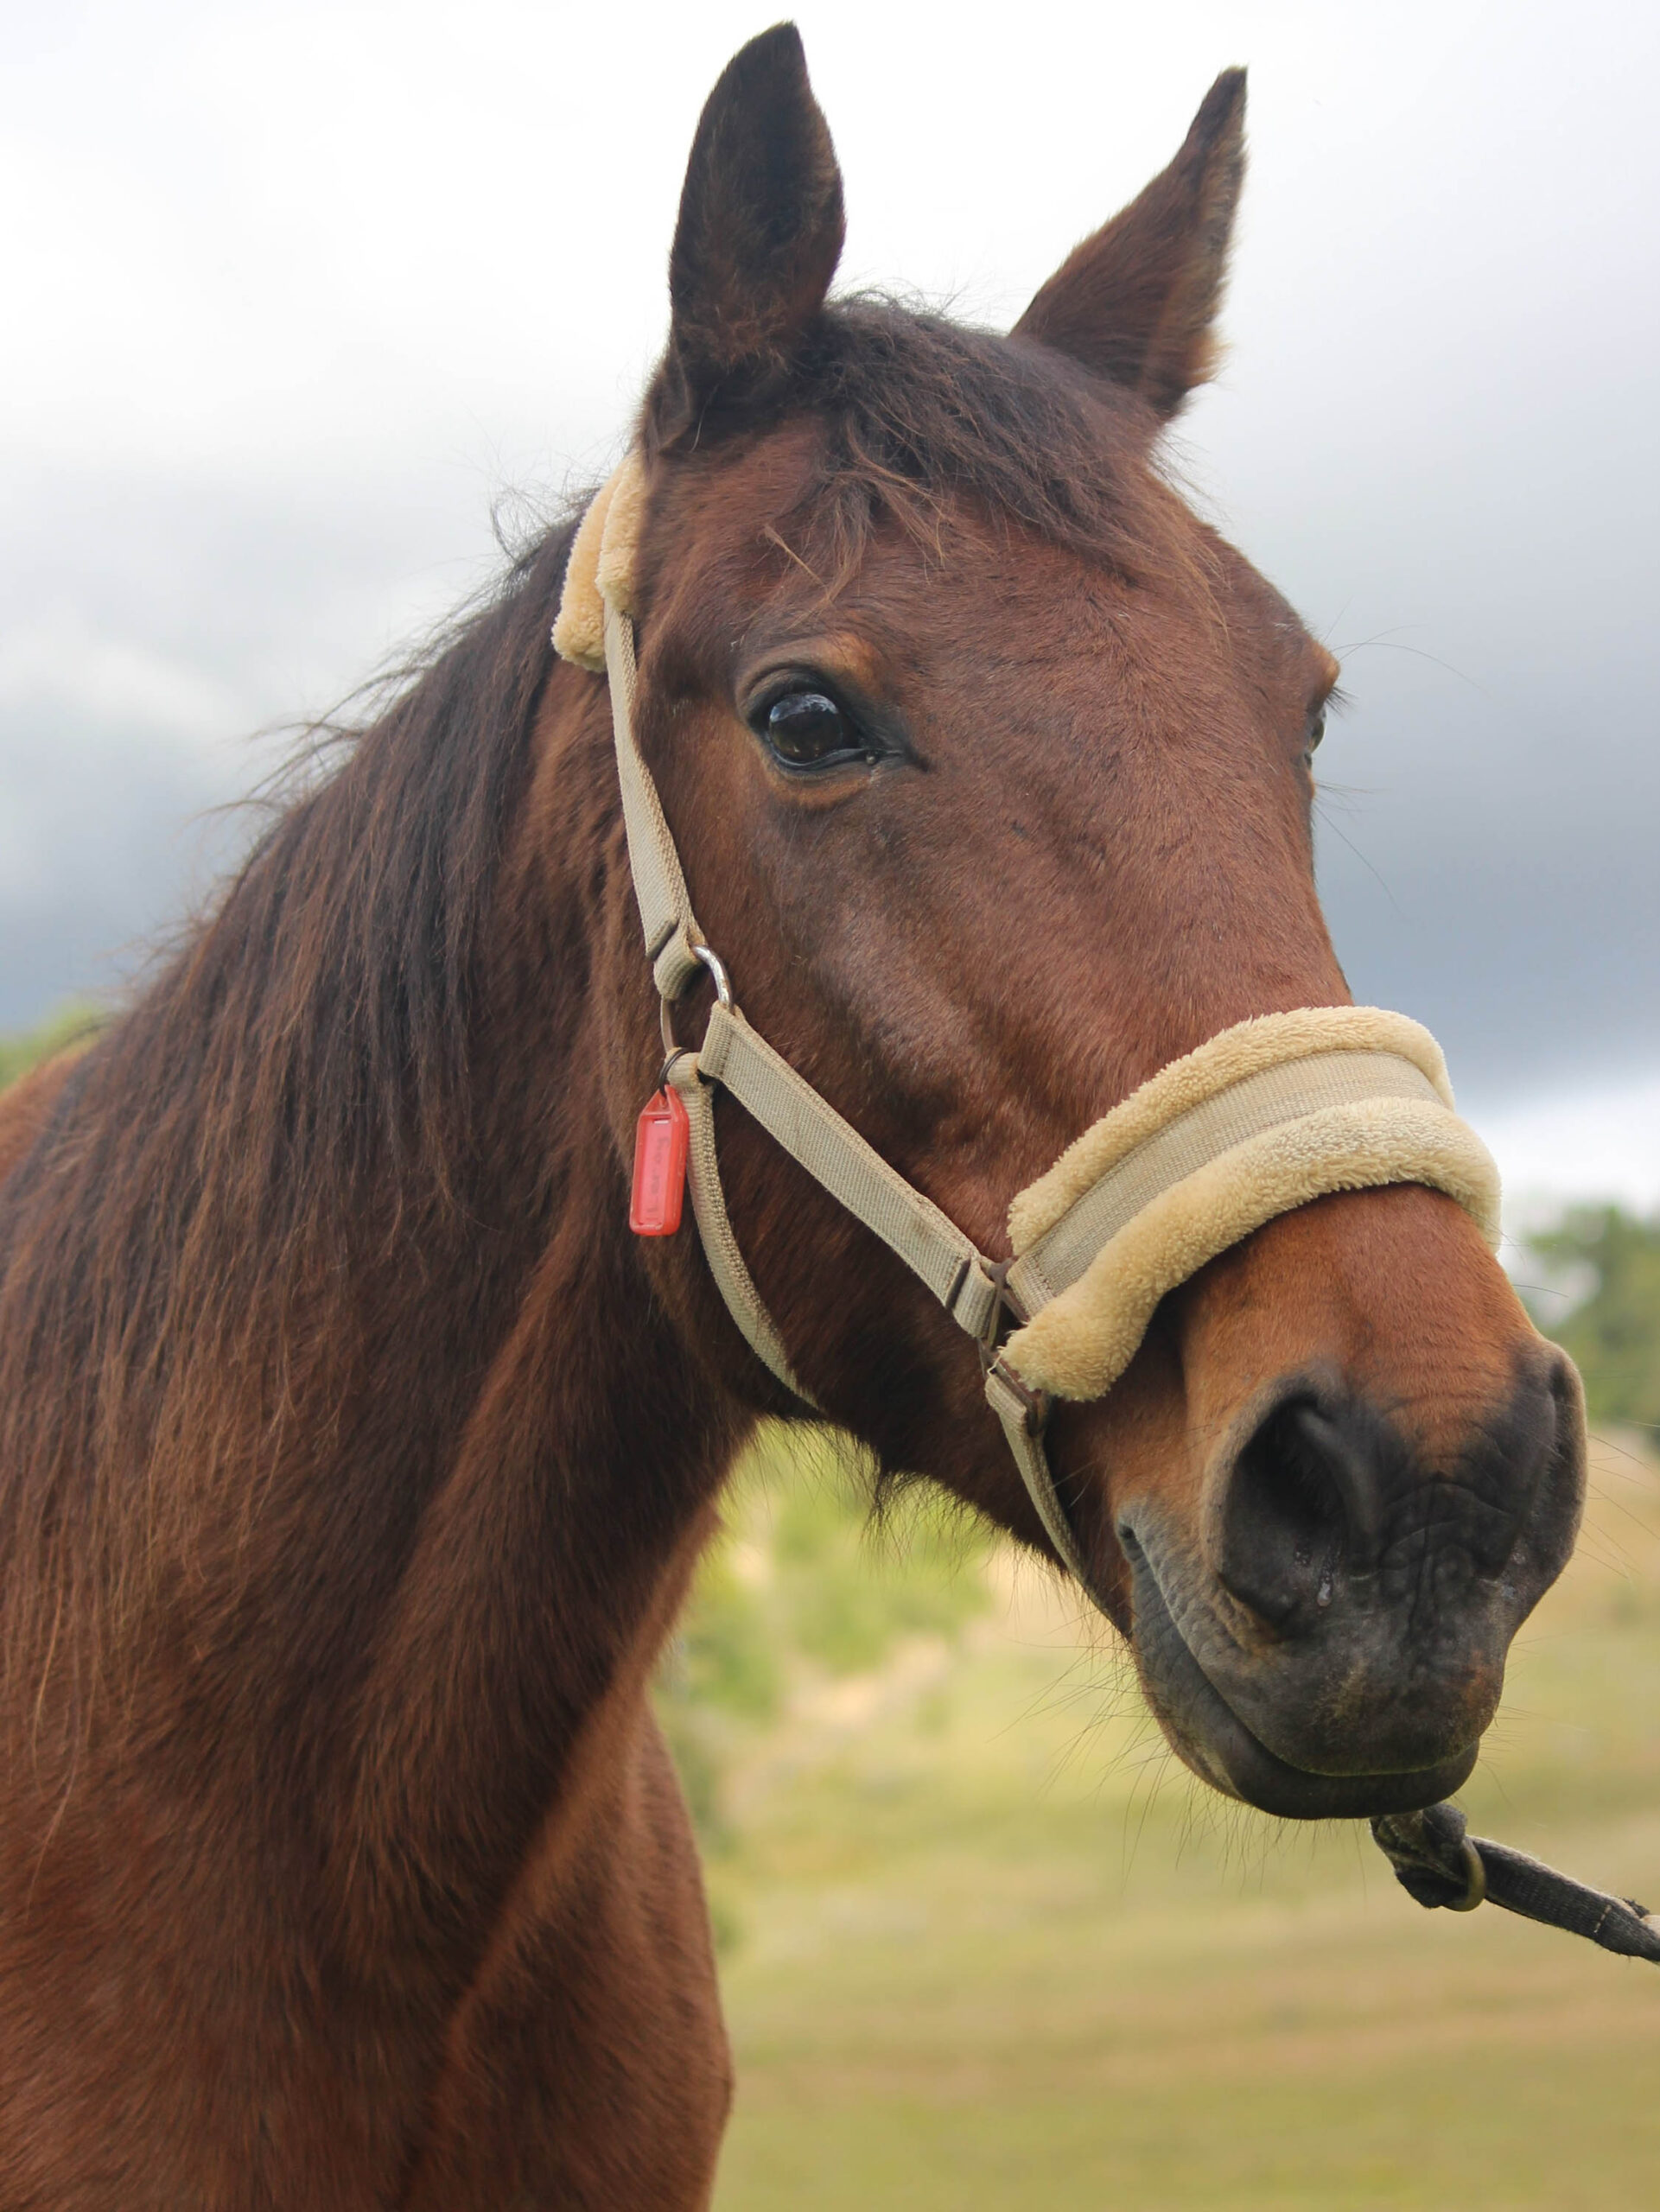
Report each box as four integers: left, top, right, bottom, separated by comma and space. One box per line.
553, 454, 1501, 1595
550, 453, 1660, 1971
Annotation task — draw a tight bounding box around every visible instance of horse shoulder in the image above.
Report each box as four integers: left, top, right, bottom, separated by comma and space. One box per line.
403, 1696, 731, 2211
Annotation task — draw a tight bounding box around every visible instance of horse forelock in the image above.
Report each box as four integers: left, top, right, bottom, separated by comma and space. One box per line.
641, 296, 1177, 587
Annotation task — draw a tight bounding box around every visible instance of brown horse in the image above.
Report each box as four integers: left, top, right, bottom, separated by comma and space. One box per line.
0, 27, 1583, 2209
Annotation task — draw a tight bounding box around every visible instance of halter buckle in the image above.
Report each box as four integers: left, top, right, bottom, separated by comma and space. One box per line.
977, 1262, 1047, 1440
973, 1258, 1028, 1362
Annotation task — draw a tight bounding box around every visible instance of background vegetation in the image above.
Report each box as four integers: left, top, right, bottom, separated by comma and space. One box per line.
0, 1003, 99, 1091
650, 1167, 1660, 2207
5, 1011, 1658, 2206
1527, 1207, 1660, 1430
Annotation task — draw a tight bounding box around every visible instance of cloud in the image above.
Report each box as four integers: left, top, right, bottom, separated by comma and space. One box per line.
1, 0, 1656, 1183
0, 613, 245, 748
1486, 1068, 1660, 1227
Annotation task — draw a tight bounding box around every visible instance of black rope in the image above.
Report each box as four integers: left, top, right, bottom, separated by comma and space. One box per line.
1371, 1802, 1660, 1964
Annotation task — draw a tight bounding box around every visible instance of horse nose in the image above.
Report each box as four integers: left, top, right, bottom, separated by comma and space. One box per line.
1216, 1398, 1380, 1627
1213, 1376, 1559, 1632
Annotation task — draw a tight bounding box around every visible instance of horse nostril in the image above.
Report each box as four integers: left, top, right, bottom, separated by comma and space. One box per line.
1217, 1397, 1383, 1629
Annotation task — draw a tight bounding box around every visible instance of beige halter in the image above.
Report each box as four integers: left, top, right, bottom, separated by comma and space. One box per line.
554, 455, 1501, 1592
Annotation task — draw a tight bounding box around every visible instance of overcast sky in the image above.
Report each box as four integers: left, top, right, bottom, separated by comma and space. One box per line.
3, 0, 1656, 1211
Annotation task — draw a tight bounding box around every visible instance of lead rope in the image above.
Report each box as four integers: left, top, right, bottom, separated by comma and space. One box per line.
1371, 1802, 1660, 1963
585, 593, 1658, 1975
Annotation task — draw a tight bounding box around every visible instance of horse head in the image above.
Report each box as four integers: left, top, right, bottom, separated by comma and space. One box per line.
570, 27, 1584, 1821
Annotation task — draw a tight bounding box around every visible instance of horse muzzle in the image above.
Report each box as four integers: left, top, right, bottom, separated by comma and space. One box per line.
1116, 1344, 1586, 1820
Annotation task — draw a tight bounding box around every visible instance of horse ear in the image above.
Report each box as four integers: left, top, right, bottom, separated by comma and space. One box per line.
1011, 70, 1247, 420
651, 24, 845, 445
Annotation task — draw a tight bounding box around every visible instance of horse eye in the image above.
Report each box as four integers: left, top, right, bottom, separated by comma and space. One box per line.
760, 689, 861, 770
1305, 707, 1327, 759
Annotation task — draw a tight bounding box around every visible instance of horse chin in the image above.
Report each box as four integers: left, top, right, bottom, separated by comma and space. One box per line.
1125, 1538, 1480, 1822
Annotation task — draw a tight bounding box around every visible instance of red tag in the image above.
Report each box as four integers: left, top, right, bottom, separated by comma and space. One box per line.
629, 1086, 690, 1236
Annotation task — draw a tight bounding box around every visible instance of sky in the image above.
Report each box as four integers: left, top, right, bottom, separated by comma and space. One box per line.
2, 0, 1656, 1215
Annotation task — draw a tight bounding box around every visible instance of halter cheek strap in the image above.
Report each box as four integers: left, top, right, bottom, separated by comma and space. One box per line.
554, 461, 1501, 1601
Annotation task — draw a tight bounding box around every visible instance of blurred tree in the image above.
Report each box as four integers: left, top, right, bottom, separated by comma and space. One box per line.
655, 1426, 993, 1853
0, 1003, 103, 1091
773, 1449, 991, 1675
1531, 1206, 1660, 1429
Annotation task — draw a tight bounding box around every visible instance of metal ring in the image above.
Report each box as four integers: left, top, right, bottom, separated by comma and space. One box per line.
690, 942, 734, 1007
659, 943, 733, 1055
1447, 1837, 1487, 1911
979, 1257, 1014, 1357
985, 1352, 1049, 1439
656, 1046, 696, 1094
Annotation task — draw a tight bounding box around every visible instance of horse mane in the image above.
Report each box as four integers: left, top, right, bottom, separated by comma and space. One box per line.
0, 512, 586, 1719
0, 296, 1167, 1727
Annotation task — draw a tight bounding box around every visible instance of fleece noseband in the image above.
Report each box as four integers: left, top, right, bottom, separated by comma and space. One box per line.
553, 456, 1501, 1596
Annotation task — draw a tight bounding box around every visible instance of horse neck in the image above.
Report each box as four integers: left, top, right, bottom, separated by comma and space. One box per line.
3, 621, 747, 1970
296, 658, 750, 1948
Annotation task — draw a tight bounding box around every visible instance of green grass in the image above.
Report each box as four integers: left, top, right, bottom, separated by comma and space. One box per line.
722, 2048, 1660, 2212
701, 1431, 1660, 2211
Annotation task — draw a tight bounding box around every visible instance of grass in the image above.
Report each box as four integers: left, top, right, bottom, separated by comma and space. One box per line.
701, 1431, 1660, 2210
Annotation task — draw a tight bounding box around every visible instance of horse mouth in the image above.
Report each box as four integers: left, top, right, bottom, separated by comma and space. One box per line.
1123, 1532, 1479, 1821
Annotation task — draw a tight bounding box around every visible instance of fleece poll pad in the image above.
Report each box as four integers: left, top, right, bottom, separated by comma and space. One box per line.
999, 1007, 1501, 1402
551, 453, 647, 671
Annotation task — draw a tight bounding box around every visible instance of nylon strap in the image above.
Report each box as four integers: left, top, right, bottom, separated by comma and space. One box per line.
603, 602, 705, 1001
601, 588, 991, 1333
984, 1363, 1091, 1587
665, 1054, 817, 1404
597, 600, 1070, 1552
696, 1001, 1002, 1340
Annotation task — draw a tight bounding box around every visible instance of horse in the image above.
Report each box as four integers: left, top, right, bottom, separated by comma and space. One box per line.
0, 25, 1584, 2208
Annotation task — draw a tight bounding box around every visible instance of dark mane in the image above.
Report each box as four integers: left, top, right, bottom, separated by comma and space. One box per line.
0, 512, 583, 1713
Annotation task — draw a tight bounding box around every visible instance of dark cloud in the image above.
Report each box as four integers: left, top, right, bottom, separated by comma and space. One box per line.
2, 0, 1655, 1148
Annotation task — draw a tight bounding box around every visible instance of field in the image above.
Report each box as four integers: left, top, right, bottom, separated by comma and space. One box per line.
684, 1430, 1660, 2211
